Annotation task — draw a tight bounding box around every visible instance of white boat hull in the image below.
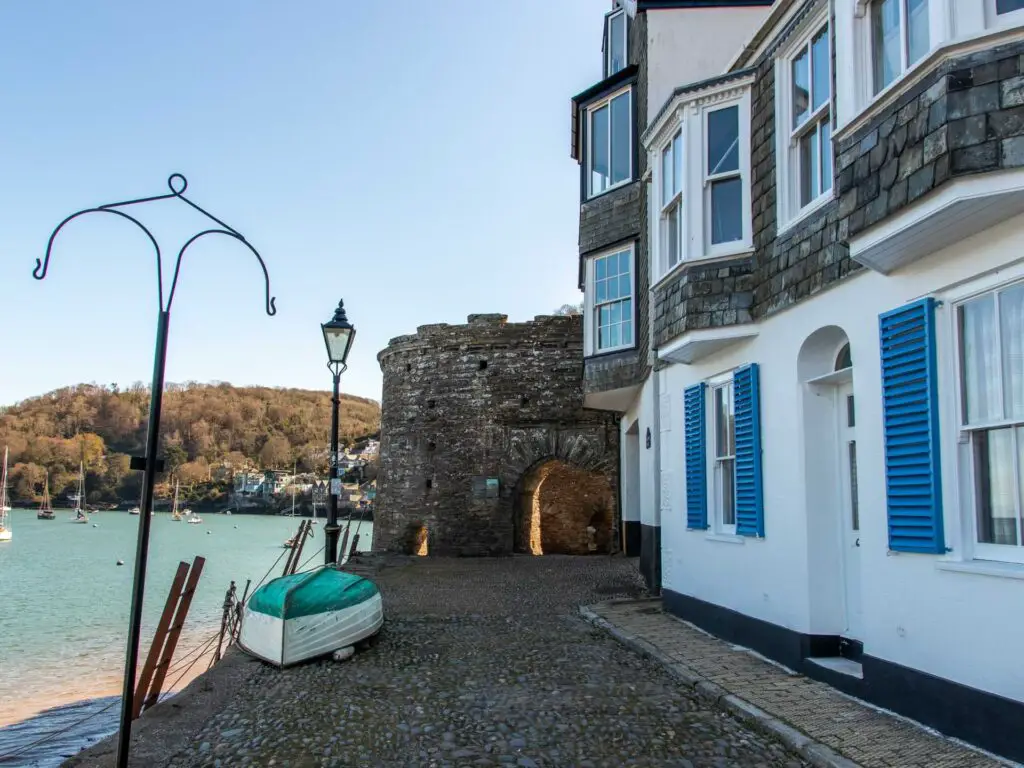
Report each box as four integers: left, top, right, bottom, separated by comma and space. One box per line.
239, 592, 383, 667
0, 529, 11, 542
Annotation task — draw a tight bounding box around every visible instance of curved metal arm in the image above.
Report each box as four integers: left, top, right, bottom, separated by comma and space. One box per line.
34, 207, 165, 309
167, 229, 276, 315
33, 173, 276, 317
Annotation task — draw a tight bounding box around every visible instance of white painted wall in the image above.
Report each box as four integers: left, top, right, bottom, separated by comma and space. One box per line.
659, 209, 1024, 705
646, 7, 771, 123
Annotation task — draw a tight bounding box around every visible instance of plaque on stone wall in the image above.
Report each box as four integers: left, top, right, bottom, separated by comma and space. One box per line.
471, 476, 500, 498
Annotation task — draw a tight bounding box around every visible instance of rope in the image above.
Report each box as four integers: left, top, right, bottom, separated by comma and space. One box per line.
165, 631, 220, 675
296, 545, 325, 572
160, 634, 220, 700
248, 546, 289, 599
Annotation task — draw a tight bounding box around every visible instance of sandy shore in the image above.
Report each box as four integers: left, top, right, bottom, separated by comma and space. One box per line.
0, 643, 220, 730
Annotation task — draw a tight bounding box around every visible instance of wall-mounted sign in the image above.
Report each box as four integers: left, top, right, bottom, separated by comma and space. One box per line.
471, 476, 500, 499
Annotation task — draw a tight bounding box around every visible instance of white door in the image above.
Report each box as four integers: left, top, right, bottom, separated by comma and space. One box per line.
837, 383, 862, 640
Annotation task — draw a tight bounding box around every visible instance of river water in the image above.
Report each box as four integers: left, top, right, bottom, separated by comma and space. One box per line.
0, 508, 373, 767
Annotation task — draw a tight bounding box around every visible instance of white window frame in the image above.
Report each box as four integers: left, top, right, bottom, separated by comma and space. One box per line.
866, 0, 932, 95
988, 0, 1024, 27
708, 371, 737, 535
583, 243, 636, 357
585, 86, 634, 200
605, 8, 628, 77
646, 82, 753, 283
776, 13, 835, 231
659, 129, 685, 275
949, 275, 1024, 565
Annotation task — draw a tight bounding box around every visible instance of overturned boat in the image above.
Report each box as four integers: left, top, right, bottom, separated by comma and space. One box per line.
239, 567, 383, 667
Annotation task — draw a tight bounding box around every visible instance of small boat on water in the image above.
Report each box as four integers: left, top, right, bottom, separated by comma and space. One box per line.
129, 507, 141, 516
69, 463, 88, 524
170, 481, 183, 521
187, 514, 203, 525
0, 447, 12, 542
239, 567, 383, 667
37, 472, 55, 520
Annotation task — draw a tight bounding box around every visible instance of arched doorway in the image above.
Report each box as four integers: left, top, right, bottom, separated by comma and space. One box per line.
799, 327, 861, 653
513, 459, 614, 554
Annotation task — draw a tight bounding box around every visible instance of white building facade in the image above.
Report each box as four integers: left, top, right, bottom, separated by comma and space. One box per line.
570, 0, 773, 591
644, 0, 1024, 759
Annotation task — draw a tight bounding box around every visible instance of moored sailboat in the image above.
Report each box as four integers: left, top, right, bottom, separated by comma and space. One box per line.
37, 472, 55, 520
70, 463, 88, 523
171, 481, 183, 521
0, 447, 12, 542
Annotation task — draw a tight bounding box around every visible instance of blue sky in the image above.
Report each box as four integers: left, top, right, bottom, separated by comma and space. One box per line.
0, 0, 605, 405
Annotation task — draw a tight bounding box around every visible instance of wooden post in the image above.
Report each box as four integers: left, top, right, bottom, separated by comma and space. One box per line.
291, 520, 311, 573
133, 561, 189, 719
140, 556, 206, 714
215, 581, 236, 664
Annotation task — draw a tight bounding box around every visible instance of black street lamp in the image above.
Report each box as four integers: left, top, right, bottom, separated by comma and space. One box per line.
33, 174, 275, 768
322, 299, 355, 565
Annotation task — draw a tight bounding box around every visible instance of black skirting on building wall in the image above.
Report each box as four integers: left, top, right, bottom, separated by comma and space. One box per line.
639, 524, 661, 594
623, 520, 642, 557
662, 589, 1024, 764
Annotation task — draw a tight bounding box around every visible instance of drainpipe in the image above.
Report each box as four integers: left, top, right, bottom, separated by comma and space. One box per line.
646, 170, 663, 595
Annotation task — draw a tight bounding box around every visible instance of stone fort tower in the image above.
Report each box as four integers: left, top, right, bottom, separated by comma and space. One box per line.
375, 313, 620, 556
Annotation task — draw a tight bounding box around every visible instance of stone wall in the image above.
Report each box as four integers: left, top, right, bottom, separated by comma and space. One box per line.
375, 313, 620, 556
836, 40, 1024, 242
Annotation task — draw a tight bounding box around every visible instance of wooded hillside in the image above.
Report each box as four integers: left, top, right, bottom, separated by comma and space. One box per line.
0, 382, 380, 504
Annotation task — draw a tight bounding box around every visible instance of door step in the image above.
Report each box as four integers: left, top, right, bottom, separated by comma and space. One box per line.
807, 656, 864, 680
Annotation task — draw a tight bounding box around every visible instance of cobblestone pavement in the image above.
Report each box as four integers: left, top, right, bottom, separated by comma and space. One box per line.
585, 600, 1013, 768
166, 556, 806, 768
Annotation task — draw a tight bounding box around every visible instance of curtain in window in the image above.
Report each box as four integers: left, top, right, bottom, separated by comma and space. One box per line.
961, 296, 999, 423
1001, 285, 1024, 419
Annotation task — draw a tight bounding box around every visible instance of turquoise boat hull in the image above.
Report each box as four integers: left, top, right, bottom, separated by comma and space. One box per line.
239, 567, 383, 667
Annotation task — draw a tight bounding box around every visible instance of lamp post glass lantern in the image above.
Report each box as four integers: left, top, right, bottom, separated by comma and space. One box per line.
322, 299, 355, 565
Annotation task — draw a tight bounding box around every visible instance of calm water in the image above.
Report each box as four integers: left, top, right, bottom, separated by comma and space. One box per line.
0, 508, 372, 767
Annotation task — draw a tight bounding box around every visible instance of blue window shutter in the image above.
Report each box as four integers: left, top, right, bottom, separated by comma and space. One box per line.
734, 363, 764, 537
684, 383, 707, 530
879, 298, 945, 553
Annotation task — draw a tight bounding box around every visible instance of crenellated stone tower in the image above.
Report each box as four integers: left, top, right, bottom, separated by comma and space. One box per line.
375, 313, 620, 556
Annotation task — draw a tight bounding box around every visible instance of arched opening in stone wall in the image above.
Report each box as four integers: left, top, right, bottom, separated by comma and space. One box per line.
513, 459, 614, 555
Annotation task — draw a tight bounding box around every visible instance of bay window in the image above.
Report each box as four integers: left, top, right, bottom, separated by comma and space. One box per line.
584, 244, 635, 355
660, 130, 683, 272
706, 105, 743, 248
871, 0, 930, 94
777, 19, 834, 228
646, 78, 752, 278
587, 88, 633, 198
958, 281, 1024, 561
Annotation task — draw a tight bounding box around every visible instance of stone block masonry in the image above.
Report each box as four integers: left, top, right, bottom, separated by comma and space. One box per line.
836, 41, 1024, 242
375, 313, 620, 556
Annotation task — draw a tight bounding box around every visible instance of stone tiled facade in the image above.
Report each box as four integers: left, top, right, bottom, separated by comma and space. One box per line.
374, 314, 619, 557
836, 40, 1024, 241
651, 0, 860, 348
577, 12, 651, 395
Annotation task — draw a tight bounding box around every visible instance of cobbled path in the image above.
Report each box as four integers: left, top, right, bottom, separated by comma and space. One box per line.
170, 556, 806, 767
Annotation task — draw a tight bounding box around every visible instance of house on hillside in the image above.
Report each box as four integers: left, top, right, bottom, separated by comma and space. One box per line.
572, 0, 1024, 760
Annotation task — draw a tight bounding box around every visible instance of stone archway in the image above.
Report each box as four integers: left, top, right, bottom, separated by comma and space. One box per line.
514, 459, 615, 554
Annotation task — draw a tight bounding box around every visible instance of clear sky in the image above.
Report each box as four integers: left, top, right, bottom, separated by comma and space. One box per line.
0, 0, 606, 406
